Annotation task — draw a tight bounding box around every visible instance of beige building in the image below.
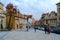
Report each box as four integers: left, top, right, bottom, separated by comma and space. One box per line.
41, 2, 60, 27
17, 12, 26, 29
19, 18, 26, 28
48, 11, 57, 27
41, 11, 57, 27
31, 18, 35, 25
6, 3, 26, 30
0, 2, 6, 29
56, 2, 60, 27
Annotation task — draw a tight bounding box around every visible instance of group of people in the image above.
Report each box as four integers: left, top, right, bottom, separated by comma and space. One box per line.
26, 25, 37, 32
44, 26, 50, 34
26, 22, 50, 34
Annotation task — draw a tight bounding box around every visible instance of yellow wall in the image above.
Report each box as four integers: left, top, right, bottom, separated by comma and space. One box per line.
19, 18, 25, 28
6, 11, 15, 29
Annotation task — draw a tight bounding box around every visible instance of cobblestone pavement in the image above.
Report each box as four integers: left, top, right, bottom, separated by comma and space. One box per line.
0, 28, 60, 40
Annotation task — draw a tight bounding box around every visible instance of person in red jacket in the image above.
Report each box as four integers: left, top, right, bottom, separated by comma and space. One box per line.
47, 27, 50, 34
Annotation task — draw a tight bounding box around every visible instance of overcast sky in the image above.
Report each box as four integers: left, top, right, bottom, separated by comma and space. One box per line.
0, 0, 60, 20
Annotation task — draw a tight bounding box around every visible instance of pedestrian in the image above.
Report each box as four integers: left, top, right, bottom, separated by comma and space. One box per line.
1, 24, 3, 30
26, 26, 28, 31
47, 27, 50, 34
26, 22, 29, 32
34, 27, 36, 32
44, 25, 47, 34
34, 25, 37, 32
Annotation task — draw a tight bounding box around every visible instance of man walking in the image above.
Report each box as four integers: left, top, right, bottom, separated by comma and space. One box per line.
26, 26, 28, 31
34, 25, 37, 32
44, 25, 47, 34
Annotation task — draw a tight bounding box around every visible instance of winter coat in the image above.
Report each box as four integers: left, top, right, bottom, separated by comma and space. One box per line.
47, 28, 50, 33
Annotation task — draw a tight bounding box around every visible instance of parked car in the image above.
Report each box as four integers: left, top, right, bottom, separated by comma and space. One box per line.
52, 27, 60, 34
49, 27, 60, 34
35, 26, 44, 31
49, 27, 55, 32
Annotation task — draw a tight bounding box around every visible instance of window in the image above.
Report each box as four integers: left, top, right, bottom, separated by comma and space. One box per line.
52, 20, 53, 23
58, 8, 60, 13
50, 20, 53, 23
53, 20, 56, 23
46, 20, 48, 24
59, 17, 60, 20
58, 4, 60, 6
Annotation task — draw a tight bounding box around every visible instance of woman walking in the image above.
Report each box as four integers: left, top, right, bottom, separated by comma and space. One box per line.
47, 27, 50, 34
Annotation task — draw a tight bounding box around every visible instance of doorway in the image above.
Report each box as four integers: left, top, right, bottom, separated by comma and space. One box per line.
17, 24, 18, 29
0, 20, 3, 29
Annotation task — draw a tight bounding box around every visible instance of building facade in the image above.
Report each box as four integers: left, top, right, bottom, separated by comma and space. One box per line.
0, 2, 33, 30
40, 2, 60, 27
56, 2, 60, 27
41, 11, 57, 27
6, 3, 26, 29
0, 2, 6, 29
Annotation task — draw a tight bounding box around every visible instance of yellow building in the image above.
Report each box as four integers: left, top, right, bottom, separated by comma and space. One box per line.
19, 13, 26, 28
15, 16, 19, 29
6, 3, 27, 30
15, 12, 26, 29
6, 4, 16, 29
0, 2, 33, 30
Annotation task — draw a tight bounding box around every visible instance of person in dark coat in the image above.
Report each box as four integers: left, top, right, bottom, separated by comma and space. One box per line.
1, 24, 3, 29
44, 25, 47, 34
34, 26, 37, 32
26, 26, 28, 31
34, 25, 38, 32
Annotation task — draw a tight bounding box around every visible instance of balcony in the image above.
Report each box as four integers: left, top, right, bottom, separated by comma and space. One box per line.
44, 16, 57, 20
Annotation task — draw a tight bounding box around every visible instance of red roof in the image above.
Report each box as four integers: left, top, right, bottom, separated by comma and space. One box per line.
24, 14, 32, 18
13, 8, 17, 14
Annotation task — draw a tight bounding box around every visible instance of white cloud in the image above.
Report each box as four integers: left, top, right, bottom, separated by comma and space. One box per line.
0, 0, 60, 20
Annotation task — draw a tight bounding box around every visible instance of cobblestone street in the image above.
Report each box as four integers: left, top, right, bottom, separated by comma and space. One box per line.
0, 28, 60, 40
